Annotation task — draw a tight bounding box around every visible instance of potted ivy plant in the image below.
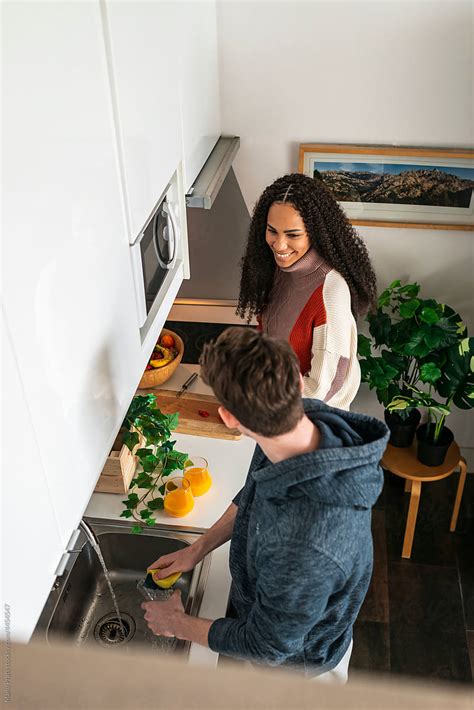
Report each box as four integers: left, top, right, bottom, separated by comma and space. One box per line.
388, 337, 474, 466
358, 280, 465, 448
119, 393, 189, 533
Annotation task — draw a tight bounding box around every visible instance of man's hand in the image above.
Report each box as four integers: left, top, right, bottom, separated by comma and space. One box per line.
148, 543, 202, 580
141, 590, 185, 637
141, 591, 214, 647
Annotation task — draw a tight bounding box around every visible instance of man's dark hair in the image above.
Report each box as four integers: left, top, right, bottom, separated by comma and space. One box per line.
199, 327, 304, 437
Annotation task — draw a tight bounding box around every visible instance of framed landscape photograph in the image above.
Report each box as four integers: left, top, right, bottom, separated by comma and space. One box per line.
298, 144, 474, 230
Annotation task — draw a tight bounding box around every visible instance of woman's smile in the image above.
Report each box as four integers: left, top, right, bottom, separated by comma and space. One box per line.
265, 203, 311, 268
274, 249, 294, 260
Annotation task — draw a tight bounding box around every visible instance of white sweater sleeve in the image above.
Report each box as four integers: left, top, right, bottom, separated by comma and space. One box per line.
302, 271, 361, 410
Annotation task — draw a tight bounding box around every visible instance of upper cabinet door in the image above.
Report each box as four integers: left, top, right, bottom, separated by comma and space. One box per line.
3, 1, 143, 545
104, 1, 183, 242
177, 1, 221, 193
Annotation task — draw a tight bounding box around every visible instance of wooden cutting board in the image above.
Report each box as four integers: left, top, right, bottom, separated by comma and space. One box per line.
146, 389, 241, 440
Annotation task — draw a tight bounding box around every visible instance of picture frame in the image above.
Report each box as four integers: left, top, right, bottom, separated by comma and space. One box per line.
298, 144, 474, 231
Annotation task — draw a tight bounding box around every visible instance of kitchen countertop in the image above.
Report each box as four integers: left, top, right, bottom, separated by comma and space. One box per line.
85, 363, 255, 667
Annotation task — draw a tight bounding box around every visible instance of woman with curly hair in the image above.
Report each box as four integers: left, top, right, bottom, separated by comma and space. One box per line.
237, 173, 377, 410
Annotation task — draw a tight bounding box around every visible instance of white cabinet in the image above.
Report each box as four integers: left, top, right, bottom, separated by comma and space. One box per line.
177, 1, 221, 192
3, 1, 144, 547
103, 0, 221, 227
1, 311, 64, 642
2, 0, 219, 641
103, 1, 183, 242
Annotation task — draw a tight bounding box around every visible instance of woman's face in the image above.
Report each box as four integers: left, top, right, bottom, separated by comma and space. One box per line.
265, 202, 312, 268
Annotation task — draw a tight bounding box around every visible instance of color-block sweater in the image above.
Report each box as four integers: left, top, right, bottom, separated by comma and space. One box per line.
261, 248, 361, 410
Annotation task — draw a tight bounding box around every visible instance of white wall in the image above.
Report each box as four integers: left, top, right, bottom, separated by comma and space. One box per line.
217, 0, 474, 464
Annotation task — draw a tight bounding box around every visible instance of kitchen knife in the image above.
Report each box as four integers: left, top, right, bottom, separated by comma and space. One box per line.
176, 372, 198, 398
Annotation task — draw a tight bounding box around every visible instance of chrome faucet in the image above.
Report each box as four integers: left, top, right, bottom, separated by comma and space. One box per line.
79, 519, 100, 549
54, 519, 101, 576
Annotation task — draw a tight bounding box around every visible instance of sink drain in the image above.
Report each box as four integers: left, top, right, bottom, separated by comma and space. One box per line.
94, 612, 135, 647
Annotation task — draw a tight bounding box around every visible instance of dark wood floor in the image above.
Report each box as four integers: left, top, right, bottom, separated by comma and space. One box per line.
350, 467, 474, 684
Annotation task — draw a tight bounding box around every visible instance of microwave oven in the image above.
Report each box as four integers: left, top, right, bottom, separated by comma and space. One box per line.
130, 174, 182, 331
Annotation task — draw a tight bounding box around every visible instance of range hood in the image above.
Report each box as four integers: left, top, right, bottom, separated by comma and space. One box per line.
186, 135, 240, 209
177, 164, 250, 304
177, 134, 249, 306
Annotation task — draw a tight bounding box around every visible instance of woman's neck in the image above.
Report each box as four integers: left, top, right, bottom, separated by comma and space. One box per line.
279, 247, 325, 276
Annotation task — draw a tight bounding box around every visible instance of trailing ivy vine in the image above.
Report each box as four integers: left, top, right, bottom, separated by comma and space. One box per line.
120, 394, 189, 533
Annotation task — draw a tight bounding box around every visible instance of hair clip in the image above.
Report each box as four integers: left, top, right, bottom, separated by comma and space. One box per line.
280, 185, 293, 202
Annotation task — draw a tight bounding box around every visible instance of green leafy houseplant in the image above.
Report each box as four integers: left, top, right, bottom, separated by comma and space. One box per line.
358, 279, 466, 418
388, 336, 474, 443
358, 279, 472, 457
119, 394, 189, 533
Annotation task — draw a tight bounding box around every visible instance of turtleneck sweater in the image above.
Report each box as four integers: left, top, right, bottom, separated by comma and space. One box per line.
261, 248, 360, 410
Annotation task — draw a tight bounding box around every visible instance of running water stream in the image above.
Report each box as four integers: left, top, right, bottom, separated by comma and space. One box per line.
89, 540, 126, 640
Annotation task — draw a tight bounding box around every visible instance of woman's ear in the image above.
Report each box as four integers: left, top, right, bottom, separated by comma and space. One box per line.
218, 405, 241, 430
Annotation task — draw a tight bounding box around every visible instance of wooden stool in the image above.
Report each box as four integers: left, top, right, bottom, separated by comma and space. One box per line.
381, 441, 467, 559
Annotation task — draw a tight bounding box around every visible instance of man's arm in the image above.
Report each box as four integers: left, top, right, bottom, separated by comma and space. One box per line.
195, 501, 238, 556
144, 541, 345, 660
149, 502, 238, 579
142, 501, 239, 645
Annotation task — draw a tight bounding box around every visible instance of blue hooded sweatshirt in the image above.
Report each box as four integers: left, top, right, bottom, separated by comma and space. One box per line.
208, 399, 389, 677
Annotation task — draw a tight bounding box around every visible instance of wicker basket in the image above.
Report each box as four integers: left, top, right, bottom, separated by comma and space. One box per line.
138, 328, 184, 389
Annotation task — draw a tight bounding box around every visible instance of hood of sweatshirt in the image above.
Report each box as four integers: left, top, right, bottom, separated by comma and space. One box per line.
250, 399, 389, 510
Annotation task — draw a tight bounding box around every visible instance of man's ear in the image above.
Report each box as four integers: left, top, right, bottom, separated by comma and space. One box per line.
218, 405, 240, 430
299, 372, 305, 394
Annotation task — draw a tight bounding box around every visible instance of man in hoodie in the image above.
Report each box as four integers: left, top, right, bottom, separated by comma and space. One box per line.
142, 328, 389, 681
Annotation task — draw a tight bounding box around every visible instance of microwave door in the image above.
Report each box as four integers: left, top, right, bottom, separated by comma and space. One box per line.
129, 187, 180, 329
130, 217, 165, 327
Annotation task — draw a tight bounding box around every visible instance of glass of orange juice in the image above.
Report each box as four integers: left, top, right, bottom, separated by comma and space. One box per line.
164, 477, 194, 517
184, 457, 212, 497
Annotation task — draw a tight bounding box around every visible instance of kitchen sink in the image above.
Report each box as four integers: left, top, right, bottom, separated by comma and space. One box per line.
33, 517, 211, 657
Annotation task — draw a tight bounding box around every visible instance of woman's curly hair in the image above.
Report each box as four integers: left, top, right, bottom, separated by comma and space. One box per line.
237, 173, 377, 321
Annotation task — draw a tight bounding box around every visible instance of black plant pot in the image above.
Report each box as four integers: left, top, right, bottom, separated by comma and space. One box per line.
384, 408, 421, 448
416, 424, 454, 467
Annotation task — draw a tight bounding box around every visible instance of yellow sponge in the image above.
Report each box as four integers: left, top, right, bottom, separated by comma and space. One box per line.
145, 567, 181, 590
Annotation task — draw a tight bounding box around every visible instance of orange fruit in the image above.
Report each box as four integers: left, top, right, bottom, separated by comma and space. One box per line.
160, 334, 175, 349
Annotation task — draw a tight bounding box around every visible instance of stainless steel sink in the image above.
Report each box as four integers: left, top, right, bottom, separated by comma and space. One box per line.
33, 517, 211, 657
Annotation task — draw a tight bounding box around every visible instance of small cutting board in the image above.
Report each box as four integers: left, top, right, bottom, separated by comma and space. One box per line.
146, 389, 241, 440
